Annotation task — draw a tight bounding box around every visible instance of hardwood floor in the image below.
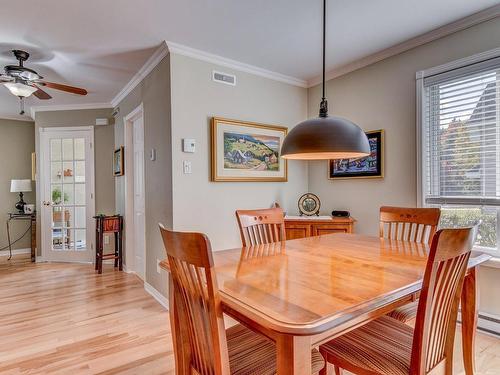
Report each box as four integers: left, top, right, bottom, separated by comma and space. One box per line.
1, 254, 499, 374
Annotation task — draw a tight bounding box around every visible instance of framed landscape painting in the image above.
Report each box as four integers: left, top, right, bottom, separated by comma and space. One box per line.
328, 129, 384, 179
211, 117, 288, 182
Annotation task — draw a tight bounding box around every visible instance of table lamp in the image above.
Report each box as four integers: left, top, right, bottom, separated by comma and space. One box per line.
11, 179, 32, 213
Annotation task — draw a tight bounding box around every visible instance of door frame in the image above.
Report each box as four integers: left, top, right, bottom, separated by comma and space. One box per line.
39, 126, 96, 262
123, 103, 146, 278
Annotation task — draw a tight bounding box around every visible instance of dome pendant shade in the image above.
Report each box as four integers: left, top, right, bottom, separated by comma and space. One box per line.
281, 116, 370, 160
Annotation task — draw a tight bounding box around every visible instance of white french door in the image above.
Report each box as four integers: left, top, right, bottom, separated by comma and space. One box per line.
40, 127, 95, 262
132, 116, 145, 279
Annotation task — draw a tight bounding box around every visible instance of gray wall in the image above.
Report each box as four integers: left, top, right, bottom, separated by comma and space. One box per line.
308, 17, 500, 236
307, 17, 500, 315
0, 119, 35, 252
35, 108, 115, 255
114, 54, 172, 295
169, 53, 308, 251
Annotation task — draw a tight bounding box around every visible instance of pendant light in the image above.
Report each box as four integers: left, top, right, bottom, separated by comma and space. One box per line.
281, 0, 370, 160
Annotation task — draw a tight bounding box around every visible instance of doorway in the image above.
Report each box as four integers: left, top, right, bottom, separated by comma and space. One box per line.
124, 104, 146, 280
40, 127, 95, 262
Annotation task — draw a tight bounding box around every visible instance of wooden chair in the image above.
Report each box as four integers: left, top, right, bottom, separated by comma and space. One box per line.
159, 225, 325, 375
319, 226, 476, 375
235, 207, 285, 247
379, 206, 441, 245
380, 206, 441, 323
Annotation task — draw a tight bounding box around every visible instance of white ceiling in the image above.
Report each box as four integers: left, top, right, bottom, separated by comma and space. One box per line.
1, 0, 499, 120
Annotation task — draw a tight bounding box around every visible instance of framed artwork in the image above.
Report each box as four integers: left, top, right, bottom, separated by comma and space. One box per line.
328, 129, 384, 179
211, 117, 288, 182
113, 146, 124, 176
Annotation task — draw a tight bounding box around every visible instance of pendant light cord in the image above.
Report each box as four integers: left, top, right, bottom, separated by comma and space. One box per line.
319, 0, 328, 118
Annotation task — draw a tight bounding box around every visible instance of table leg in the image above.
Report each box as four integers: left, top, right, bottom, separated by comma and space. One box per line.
6, 219, 12, 260
461, 267, 478, 375
276, 334, 312, 375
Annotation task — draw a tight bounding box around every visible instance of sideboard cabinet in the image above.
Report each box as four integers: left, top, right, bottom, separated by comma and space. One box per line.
284, 216, 355, 240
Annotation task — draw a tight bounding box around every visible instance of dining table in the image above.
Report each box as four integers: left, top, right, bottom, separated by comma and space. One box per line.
160, 232, 491, 375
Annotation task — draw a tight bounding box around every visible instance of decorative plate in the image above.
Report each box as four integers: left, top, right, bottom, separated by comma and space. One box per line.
298, 193, 321, 216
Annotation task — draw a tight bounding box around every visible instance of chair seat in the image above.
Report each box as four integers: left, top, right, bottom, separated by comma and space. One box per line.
227, 324, 325, 375
387, 301, 418, 323
320, 316, 414, 375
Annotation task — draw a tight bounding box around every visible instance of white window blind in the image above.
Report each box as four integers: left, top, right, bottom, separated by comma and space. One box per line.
421, 55, 500, 254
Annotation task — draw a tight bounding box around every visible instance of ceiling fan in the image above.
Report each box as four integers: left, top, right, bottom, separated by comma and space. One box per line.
0, 50, 88, 115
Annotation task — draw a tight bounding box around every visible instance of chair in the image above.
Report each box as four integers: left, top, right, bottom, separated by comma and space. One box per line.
380, 206, 441, 323
319, 226, 476, 375
235, 207, 285, 247
159, 225, 325, 375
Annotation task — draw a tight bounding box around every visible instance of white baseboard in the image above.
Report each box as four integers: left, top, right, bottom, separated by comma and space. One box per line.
477, 312, 500, 337
458, 311, 500, 337
144, 282, 169, 310
0, 247, 30, 257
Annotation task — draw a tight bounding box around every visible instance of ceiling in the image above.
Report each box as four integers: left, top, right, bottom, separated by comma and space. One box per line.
1, 0, 499, 120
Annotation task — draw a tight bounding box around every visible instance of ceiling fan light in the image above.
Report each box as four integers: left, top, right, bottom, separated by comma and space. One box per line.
4, 82, 37, 97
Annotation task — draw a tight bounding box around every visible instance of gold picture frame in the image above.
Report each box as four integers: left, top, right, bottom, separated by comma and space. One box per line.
211, 117, 288, 182
113, 146, 124, 176
328, 129, 385, 180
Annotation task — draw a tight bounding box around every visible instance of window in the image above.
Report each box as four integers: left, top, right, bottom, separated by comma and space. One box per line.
420, 55, 500, 255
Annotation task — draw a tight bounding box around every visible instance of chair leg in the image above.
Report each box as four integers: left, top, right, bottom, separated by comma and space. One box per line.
334, 365, 342, 375
114, 232, 118, 268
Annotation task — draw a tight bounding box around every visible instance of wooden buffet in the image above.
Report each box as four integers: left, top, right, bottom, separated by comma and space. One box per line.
284, 215, 355, 240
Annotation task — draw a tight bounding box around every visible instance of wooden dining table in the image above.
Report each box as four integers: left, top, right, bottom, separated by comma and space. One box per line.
160, 233, 491, 375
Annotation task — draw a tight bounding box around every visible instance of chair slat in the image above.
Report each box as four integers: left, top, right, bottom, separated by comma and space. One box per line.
236, 208, 285, 247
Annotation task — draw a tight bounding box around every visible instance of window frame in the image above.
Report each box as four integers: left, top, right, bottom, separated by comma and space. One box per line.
417, 47, 500, 257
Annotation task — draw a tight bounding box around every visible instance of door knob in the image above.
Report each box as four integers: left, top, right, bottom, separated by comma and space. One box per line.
43, 201, 51, 206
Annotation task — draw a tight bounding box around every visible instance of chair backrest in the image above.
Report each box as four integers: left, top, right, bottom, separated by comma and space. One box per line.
159, 225, 230, 375
235, 207, 285, 247
379, 206, 441, 245
410, 227, 476, 375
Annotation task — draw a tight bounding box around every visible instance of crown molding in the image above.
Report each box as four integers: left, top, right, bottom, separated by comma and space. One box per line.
110, 41, 169, 107
166, 41, 308, 88
0, 113, 33, 122
307, 4, 500, 87
30, 102, 112, 120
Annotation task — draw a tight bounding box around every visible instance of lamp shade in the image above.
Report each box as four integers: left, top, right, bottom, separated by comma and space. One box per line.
10, 179, 32, 193
4, 82, 37, 98
281, 116, 370, 160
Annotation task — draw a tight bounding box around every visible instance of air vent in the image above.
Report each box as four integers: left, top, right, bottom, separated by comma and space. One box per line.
212, 70, 236, 86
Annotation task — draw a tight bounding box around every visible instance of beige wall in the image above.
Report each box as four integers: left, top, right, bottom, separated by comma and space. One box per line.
0, 119, 35, 252
307, 17, 500, 315
34, 108, 115, 255
169, 53, 308, 251
114, 55, 172, 295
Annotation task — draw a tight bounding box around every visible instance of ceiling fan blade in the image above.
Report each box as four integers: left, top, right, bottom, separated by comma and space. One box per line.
0, 75, 13, 83
31, 84, 52, 100
38, 81, 87, 95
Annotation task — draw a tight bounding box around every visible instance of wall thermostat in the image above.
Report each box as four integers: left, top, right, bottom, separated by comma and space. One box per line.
182, 139, 196, 153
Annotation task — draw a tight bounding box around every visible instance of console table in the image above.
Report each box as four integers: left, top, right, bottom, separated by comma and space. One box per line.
284, 215, 355, 240
6, 212, 36, 261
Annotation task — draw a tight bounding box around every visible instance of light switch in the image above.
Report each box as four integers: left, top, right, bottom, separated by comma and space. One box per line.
150, 149, 156, 161
183, 138, 196, 153
183, 160, 192, 174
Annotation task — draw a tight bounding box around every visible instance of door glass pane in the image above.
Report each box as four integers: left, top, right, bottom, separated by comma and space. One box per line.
51, 162, 62, 182
75, 229, 86, 251
66, 229, 75, 251
64, 207, 74, 228
62, 161, 74, 183
75, 161, 85, 183
52, 207, 65, 228
50, 139, 61, 161
63, 184, 74, 205
62, 139, 73, 161
74, 138, 85, 160
75, 184, 85, 205
51, 185, 63, 205
75, 207, 86, 228
52, 229, 63, 250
